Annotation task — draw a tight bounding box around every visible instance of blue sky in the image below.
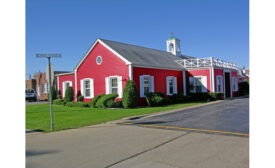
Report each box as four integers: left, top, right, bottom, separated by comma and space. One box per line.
26, 0, 249, 77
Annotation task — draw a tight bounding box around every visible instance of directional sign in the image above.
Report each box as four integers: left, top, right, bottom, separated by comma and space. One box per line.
46, 63, 54, 85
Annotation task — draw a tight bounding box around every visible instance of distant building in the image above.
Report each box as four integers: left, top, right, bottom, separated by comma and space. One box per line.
237, 67, 249, 83
56, 37, 239, 105
26, 71, 69, 100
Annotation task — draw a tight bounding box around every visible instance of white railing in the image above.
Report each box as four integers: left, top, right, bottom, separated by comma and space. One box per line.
175, 57, 237, 69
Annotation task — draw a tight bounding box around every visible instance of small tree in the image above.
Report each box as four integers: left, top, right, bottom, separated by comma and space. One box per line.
48, 86, 57, 100
64, 86, 74, 102
122, 80, 138, 108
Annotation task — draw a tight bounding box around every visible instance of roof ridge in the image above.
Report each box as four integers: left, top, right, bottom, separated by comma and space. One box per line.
99, 38, 175, 55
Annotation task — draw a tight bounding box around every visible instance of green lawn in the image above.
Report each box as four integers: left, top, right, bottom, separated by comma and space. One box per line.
26, 102, 205, 132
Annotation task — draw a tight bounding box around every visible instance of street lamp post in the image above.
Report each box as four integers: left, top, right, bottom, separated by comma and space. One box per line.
36, 53, 61, 131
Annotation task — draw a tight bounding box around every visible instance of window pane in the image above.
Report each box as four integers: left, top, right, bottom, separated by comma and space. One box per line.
112, 88, 118, 94
144, 87, 149, 96
111, 78, 117, 87
169, 78, 173, 94
85, 89, 90, 97
144, 77, 149, 87
85, 80, 90, 89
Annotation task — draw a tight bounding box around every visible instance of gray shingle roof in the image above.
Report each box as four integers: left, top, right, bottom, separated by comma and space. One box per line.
99, 39, 194, 70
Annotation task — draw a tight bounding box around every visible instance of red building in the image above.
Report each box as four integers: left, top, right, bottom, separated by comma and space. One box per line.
56, 37, 239, 105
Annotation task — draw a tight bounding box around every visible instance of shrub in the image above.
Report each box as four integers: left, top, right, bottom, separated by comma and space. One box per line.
57, 94, 62, 99
53, 99, 65, 105
96, 94, 118, 108
146, 92, 170, 107
66, 102, 89, 107
112, 101, 123, 108
169, 93, 192, 104
48, 86, 57, 100
89, 94, 105, 108
122, 80, 138, 108
64, 86, 74, 102
77, 96, 84, 102
189, 93, 210, 101
238, 82, 249, 96
208, 92, 224, 100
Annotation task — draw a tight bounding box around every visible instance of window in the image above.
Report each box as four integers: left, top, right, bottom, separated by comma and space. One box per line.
166, 76, 177, 95
110, 77, 118, 94
232, 77, 238, 91
105, 76, 122, 98
189, 76, 207, 93
63, 81, 72, 97
84, 79, 91, 97
96, 56, 102, 65
140, 75, 154, 97
42, 83, 48, 93
216, 75, 223, 92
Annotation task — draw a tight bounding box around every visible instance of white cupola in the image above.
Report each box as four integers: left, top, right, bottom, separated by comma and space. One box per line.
166, 36, 181, 57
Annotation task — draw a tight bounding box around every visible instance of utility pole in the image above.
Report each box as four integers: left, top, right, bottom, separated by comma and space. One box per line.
36, 53, 61, 131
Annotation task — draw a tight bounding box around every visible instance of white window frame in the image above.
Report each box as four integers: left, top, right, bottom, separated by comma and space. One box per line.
232, 77, 238, 91
166, 76, 177, 95
189, 76, 207, 93
62, 81, 72, 97
105, 76, 122, 98
216, 75, 223, 92
42, 83, 48, 94
140, 75, 154, 98
81, 78, 94, 99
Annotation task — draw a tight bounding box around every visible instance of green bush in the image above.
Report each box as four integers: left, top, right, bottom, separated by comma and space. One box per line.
53, 99, 65, 105
48, 86, 57, 100
238, 82, 249, 96
122, 80, 138, 108
189, 93, 210, 101
64, 86, 74, 102
66, 102, 89, 107
112, 101, 123, 108
146, 92, 170, 107
169, 93, 192, 104
57, 94, 62, 99
89, 94, 105, 108
96, 94, 118, 108
208, 92, 224, 100
77, 96, 84, 102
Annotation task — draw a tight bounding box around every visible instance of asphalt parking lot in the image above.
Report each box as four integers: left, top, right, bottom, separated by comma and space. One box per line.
122, 97, 249, 136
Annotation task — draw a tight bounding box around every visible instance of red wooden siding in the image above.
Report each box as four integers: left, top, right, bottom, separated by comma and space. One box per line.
186, 69, 211, 92
133, 67, 183, 105
76, 42, 129, 102
58, 73, 75, 100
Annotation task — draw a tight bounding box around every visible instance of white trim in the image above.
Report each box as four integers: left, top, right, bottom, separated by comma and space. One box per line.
81, 78, 94, 99
139, 75, 152, 98
75, 71, 77, 102
107, 76, 123, 98
96, 56, 103, 65
57, 76, 59, 92
74, 39, 132, 72
55, 72, 74, 76
216, 75, 223, 92
62, 81, 72, 98
183, 71, 186, 96
166, 76, 177, 96
210, 67, 215, 92
133, 64, 183, 71
129, 64, 133, 80
98, 39, 132, 65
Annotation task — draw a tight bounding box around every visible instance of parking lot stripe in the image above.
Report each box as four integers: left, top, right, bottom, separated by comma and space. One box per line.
119, 122, 249, 136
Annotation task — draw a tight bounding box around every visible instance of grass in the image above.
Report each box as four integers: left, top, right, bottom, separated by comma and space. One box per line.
26, 102, 205, 132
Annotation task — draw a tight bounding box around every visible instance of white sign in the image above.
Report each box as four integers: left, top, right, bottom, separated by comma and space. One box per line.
46, 64, 54, 85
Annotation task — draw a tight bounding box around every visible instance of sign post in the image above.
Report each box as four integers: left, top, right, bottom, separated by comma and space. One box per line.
36, 53, 61, 131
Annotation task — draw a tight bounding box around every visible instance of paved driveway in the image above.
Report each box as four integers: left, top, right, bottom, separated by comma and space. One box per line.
123, 97, 249, 136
